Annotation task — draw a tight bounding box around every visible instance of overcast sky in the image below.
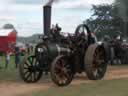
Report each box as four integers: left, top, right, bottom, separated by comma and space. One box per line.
0, 0, 114, 37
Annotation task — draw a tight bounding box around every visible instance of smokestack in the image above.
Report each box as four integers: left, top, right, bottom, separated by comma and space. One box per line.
43, 0, 58, 36
43, 5, 51, 37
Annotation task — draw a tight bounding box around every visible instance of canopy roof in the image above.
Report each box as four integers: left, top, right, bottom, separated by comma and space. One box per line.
0, 29, 14, 36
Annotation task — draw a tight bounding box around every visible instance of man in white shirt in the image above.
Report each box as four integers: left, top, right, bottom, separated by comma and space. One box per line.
5, 51, 10, 69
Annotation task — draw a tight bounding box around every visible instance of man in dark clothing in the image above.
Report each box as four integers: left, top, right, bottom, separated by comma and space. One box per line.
15, 47, 21, 68
55, 24, 62, 42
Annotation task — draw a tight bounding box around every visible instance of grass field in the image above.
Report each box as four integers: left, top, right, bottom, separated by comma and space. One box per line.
0, 56, 20, 81
0, 56, 128, 96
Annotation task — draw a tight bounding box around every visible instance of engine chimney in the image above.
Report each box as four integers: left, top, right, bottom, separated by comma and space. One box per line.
43, 5, 51, 37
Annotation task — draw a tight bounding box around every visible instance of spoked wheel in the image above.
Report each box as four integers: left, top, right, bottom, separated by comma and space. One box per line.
51, 55, 73, 87
85, 44, 107, 80
19, 55, 42, 83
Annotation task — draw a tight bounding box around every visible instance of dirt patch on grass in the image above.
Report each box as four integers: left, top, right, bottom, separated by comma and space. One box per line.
0, 81, 52, 96
0, 66, 128, 96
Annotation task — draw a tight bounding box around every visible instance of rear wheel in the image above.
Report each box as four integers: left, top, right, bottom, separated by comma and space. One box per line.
51, 55, 73, 86
85, 44, 107, 80
19, 55, 42, 83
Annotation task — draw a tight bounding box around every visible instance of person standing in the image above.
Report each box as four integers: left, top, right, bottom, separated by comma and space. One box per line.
5, 51, 10, 69
50, 24, 56, 41
15, 46, 21, 68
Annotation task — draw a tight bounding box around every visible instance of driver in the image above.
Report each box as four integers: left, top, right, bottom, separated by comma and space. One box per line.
50, 24, 62, 42
55, 24, 62, 33
50, 24, 56, 39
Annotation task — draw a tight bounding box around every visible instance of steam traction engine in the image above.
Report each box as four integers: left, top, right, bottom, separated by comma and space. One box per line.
19, 5, 108, 86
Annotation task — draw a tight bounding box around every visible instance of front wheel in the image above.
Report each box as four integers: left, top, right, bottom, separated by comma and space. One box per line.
50, 55, 73, 86
19, 55, 43, 83
85, 44, 107, 80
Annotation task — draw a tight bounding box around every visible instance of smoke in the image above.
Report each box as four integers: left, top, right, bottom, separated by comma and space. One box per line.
45, 0, 58, 6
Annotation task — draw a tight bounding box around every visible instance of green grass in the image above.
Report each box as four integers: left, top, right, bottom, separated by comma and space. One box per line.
0, 56, 20, 82
32, 79, 128, 96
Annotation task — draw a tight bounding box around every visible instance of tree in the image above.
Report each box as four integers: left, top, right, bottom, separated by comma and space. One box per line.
86, 4, 123, 40
115, 0, 128, 18
115, 0, 128, 36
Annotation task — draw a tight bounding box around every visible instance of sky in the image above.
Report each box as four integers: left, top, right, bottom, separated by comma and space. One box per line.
0, 0, 114, 37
